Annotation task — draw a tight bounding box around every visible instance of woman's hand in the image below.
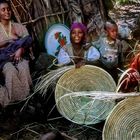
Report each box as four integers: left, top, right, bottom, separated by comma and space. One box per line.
13, 48, 24, 63
75, 60, 85, 68
10, 34, 19, 41
118, 68, 140, 92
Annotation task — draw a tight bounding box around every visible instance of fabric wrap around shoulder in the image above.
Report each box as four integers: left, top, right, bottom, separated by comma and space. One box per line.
0, 35, 32, 69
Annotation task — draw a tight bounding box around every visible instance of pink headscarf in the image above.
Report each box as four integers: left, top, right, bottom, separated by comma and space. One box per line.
70, 22, 87, 35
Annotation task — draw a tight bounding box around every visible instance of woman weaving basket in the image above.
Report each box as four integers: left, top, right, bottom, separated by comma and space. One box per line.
57, 22, 100, 68
118, 53, 140, 92
0, 0, 32, 106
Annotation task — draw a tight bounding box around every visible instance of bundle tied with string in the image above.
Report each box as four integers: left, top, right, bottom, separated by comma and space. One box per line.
55, 65, 117, 125
103, 96, 140, 140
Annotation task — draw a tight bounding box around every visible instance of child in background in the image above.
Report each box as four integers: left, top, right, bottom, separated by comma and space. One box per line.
93, 20, 124, 82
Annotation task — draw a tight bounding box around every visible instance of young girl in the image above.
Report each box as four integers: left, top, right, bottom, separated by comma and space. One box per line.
57, 22, 100, 68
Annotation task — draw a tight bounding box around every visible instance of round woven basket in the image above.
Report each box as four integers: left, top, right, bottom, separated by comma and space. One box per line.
55, 65, 116, 125
103, 96, 140, 140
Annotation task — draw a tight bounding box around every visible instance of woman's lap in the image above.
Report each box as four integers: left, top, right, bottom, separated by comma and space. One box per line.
0, 60, 32, 106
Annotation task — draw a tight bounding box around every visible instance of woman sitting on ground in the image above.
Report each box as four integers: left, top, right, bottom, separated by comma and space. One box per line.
57, 22, 100, 68
0, 0, 32, 106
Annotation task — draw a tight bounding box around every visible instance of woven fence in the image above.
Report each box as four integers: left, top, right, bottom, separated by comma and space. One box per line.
10, 0, 70, 50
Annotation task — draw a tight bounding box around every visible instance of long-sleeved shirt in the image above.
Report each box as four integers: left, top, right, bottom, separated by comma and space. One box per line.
57, 43, 100, 65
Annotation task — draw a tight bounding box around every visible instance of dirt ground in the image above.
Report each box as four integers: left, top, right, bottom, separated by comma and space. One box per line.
0, 96, 103, 140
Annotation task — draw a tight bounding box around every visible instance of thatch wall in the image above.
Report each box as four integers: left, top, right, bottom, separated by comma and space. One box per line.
10, 0, 70, 50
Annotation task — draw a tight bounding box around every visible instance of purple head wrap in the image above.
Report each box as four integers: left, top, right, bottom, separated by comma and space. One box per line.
70, 22, 87, 35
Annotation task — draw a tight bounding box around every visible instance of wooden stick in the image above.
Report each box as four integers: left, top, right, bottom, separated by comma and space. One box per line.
98, 0, 107, 21
21, 10, 69, 25
10, 0, 21, 23
61, 132, 78, 140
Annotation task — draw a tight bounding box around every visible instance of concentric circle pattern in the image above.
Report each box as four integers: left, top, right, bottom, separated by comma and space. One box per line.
103, 96, 140, 140
55, 65, 116, 125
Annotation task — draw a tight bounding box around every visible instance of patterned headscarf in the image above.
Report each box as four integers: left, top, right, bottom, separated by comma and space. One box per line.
70, 22, 87, 35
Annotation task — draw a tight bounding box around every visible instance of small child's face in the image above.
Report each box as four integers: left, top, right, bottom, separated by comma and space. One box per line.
71, 28, 84, 44
106, 25, 118, 40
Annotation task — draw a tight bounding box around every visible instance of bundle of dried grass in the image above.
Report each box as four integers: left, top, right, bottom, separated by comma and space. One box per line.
55, 90, 140, 125
57, 91, 140, 101
34, 65, 74, 96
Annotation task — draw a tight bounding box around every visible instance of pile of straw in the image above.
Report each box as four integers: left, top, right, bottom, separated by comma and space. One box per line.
34, 65, 74, 96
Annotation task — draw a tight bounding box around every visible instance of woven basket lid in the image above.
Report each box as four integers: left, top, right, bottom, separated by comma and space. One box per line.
55, 65, 116, 125
103, 96, 140, 140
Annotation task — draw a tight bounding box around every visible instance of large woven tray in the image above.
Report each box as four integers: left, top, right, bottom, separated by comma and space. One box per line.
55, 65, 116, 125
103, 96, 140, 140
